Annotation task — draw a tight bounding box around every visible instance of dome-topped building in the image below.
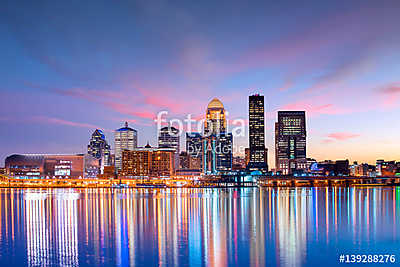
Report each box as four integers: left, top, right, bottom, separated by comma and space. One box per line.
204, 98, 226, 135
207, 98, 224, 109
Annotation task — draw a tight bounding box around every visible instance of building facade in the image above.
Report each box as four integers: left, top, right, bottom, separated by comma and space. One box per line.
376, 160, 398, 176
309, 160, 349, 176
186, 132, 203, 170
114, 122, 137, 171
5, 154, 99, 179
204, 98, 226, 136
202, 133, 233, 174
248, 94, 268, 171
275, 111, 307, 175
121, 147, 175, 177
87, 129, 111, 172
158, 126, 180, 153
178, 151, 190, 169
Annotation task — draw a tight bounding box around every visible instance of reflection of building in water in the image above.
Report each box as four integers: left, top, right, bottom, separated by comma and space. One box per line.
55, 191, 78, 267
2, 187, 399, 267
25, 192, 51, 267
275, 188, 308, 266
24, 190, 79, 267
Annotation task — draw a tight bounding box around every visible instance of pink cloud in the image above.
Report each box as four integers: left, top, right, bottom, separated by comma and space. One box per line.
280, 100, 348, 117
326, 132, 360, 141
377, 82, 400, 108
380, 84, 400, 94
105, 102, 155, 120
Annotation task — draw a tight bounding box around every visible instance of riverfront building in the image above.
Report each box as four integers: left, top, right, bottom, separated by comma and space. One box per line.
275, 111, 307, 175
5, 154, 100, 179
121, 147, 175, 177
87, 129, 111, 172
376, 160, 399, 176
114, 122, 137, 172
248, 94, 268, 171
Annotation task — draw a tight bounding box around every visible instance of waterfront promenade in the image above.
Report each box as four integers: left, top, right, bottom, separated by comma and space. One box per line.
1, 174, 399, 188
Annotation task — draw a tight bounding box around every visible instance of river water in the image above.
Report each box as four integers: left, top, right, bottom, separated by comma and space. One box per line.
0, 187, 399, 266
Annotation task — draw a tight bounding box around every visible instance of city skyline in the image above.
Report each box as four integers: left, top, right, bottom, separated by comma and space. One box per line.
1, 0, 400, 167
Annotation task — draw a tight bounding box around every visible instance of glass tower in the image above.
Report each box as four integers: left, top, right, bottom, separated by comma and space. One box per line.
87, 129, 111, 171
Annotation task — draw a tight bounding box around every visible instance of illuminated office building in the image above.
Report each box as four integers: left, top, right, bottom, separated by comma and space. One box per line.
204, 98, 226, 136
201, 98, 233, 174
5, 154, 99, 178
114, 122, 137, 171
87, 129, 111, 172
275, 111, 307, 175
121, 147, 175, 177
202, 133, 233, 174
248, 94, 268, 171
158, 126, 180, 153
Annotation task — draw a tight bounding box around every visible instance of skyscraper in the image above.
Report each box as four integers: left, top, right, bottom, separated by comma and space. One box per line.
158, 126, 180, 153
87, 129, 111, 171
201, 98, 233, 174
204, 98, 226, 136
248, 94, 268, 171
275, 111, 307, 175
114, 122, 137, 171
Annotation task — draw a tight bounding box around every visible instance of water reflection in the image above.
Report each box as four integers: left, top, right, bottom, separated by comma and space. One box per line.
0, 187, 399, 266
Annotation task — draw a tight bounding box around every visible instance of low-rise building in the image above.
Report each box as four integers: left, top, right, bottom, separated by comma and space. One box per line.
121, 147, 175, 177
5, 154, 99, 179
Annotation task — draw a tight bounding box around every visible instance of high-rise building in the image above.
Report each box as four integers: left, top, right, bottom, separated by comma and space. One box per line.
114, 122, 137, 171
87, 129, 111, 172
202, 98, 232, 174
158, 126, 180, 153
204, 98, 226, 136
275, 111, 307, 175
248, 94, 268, 171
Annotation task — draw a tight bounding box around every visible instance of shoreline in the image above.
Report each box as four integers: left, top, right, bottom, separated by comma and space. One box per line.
0, 184, 398, 189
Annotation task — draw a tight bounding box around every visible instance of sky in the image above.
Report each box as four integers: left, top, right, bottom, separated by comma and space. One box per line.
1, 0, 400, 168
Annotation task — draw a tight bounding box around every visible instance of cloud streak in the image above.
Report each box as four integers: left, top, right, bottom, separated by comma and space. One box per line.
33, 116, 108, 131
323, 132, 360, 143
